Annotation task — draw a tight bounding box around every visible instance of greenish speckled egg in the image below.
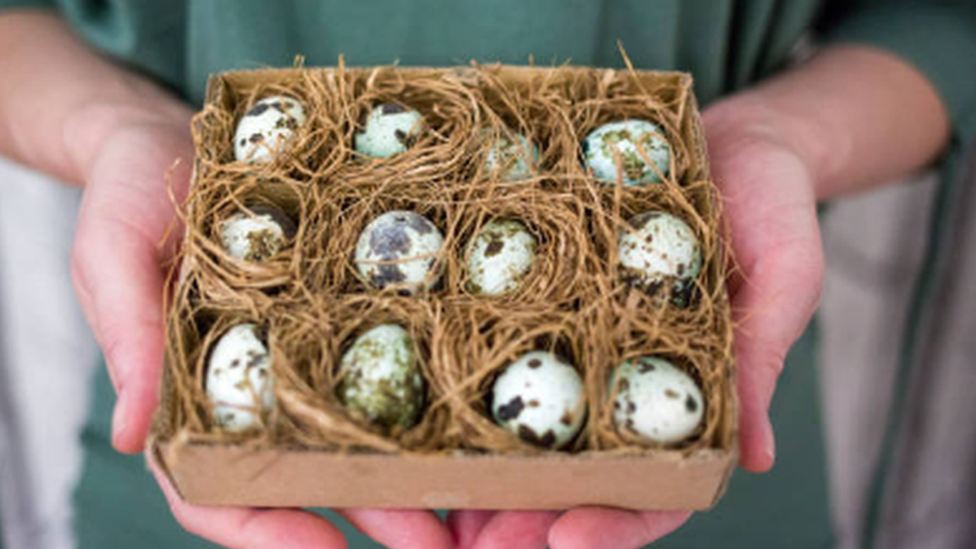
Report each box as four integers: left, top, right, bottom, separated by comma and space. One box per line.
483, 130, 540, 181
233, 96, 306, 163
354, 103, 425, 158
466, 219, 537, 296
336, 324, 426, 433
618, 211, 702, 306
205, 323, 275, 432
583, 119, 670, 186
610, 356, 704, 444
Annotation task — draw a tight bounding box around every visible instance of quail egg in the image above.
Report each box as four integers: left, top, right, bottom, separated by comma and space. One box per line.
220, 205, 296, 262
354, 210, 444, 294
618, 211, 702, 306
490, 351, 585, 449
483, 130, 540, 181
610, 356, 704, 444
205, 323, 275, 432
466, 219, 537, 296
233, 96, 307, 163
336, 324, 426, 433
354, 103, 425, 158
583, 119, 670, 186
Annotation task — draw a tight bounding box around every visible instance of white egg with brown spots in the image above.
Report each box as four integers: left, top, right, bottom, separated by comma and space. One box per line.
233, 96, 306, 163
336, 324, 426, 433
355, 211, 444, 294
618, 211, 702, 306
611, 357, 703, 444
583, 119, 670, 186
483, 130, 540, 181
205, 323, 275, 432
467, 219, 537, 296
490, 351, 585, 449
220, 205, 296, 262
354, 103, 425, 158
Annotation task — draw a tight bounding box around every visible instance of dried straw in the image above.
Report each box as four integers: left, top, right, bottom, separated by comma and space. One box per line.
159, 62, 734, 458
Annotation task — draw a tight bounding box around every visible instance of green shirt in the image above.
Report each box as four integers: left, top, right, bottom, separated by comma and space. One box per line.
1, 2, 975, 549
4, 0, 976, 143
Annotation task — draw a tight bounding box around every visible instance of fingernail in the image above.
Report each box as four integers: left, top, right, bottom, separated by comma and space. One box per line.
112, 389, 128, 448
764, 418, 776, 464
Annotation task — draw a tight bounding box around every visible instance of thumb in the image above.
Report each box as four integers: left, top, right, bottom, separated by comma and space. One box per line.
71, 122, 193, 453
705, 130, 824, 473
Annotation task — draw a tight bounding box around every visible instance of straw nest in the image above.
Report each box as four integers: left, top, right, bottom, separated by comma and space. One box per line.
158, 61, 735, 458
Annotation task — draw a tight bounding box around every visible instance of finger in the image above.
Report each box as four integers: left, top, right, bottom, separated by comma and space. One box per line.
71, 124, 194, 453
149, 454, 347, 549
731, 238, 823, 472
446, 510, 495, 549
466, 511, 559, 549
338, 508, 454, 549
548, 508, 690, 549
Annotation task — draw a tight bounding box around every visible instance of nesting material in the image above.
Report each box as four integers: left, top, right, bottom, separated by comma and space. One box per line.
152, 63, 736, 511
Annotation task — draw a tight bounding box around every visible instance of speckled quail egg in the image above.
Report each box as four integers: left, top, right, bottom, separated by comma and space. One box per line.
336, 324, 426, 433
466, 219, 537, 296
610, 356, 704, 444
220, 205, 296, 263
233, 96, 307, 163
618, 211, 702, 306
583, 119, 670, 186
483, 130, 540, 181
490, 351, 585, 449
205, 323, 275, 432
354, 103, 425, 158
354, 210, 444, 294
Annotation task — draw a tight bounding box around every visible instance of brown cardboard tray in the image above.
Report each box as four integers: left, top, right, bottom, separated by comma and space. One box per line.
151, 64, 737, 511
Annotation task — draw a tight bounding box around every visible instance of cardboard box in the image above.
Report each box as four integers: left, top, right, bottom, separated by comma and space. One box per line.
151, 65, 737, 511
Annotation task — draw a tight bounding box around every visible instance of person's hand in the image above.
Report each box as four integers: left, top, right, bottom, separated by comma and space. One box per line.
445, 99, 825, 549
68, 103, 455, 549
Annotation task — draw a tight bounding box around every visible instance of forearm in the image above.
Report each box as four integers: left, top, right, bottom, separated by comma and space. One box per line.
0, 10, 191, 186
706, 46, 950, 201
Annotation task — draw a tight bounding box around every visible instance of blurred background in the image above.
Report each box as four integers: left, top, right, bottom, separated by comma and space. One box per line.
0, 144, 973, 549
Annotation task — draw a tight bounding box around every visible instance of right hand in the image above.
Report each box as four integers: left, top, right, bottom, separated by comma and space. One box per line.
69, 103, 455, 549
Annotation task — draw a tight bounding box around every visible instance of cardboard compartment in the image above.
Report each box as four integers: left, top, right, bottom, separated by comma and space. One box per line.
151, 64, 737, 511
156, 443, 735, 510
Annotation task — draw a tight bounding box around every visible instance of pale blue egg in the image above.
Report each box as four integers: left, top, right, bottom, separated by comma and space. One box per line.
354, 103, 425, 158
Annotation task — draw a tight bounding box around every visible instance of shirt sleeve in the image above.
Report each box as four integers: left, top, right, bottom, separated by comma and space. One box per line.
821, 1, 976, 145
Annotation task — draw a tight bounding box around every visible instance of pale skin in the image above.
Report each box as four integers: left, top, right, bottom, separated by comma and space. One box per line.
0, 10, 949, 549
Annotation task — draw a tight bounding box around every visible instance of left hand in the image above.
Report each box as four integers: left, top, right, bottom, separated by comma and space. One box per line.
445, 97, 825, 549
